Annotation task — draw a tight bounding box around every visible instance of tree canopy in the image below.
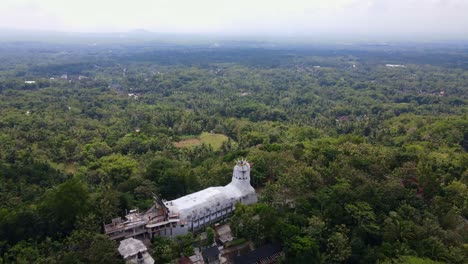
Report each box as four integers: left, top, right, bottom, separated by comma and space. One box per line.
0, 41, 466, 263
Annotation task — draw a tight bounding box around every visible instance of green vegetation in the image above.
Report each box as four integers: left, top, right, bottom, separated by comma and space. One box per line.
225, 238, 247, 248
0, 41, 466, 263
174, 132, 229, 150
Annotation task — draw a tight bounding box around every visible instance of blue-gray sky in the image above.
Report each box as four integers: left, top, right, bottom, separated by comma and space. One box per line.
1, 0, 467, 40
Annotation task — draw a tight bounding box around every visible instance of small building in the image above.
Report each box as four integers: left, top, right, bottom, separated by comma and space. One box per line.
128, 93, 139, 99
385, 64, 406, 68
202, 246, 220, 264
189, 253, 204, 264
24, 81, 36, 84
233, 243, 282, 264
214, 223, 233, 246
118, 238, 154, 264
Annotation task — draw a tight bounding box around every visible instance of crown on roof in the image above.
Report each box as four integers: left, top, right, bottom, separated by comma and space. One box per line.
236, 158, 248, 166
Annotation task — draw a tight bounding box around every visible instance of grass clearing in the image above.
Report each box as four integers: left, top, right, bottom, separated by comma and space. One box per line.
174, 132, 229, 150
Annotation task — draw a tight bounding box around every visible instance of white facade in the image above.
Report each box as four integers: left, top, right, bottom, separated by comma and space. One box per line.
165, 160, 257, 220
160, 160, 257, 234
105, 160, 257, 239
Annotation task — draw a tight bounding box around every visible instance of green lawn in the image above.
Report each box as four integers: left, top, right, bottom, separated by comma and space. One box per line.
174, 132, 229, 150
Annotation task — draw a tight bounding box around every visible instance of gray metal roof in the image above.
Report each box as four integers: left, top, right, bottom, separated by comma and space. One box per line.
118, 238, 148, 258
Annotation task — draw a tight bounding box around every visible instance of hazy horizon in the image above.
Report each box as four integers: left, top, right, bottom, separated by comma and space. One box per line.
1, 0, 468, 42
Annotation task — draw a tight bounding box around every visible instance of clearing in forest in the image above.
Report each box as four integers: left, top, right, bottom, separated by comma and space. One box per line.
174, 132, 229, 150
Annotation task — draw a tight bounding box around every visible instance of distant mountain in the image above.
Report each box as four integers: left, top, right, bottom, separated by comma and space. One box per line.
127, 29, 153, 35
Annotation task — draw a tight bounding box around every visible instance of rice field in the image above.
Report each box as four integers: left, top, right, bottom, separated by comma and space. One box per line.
174, 132, 229, 150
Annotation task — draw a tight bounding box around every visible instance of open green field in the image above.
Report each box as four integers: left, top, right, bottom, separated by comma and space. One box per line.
174, 132, 229, 150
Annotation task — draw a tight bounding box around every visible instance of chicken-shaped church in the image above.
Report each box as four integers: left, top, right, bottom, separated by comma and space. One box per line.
104, 159, 258, 240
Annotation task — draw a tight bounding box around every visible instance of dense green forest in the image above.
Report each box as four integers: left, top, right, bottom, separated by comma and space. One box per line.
0, 41, 467, 263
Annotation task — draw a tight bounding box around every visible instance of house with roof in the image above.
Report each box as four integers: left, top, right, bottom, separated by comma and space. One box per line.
232, 243, 282, 264
202, 246, 220, 264
118, 238, 154, 264
214, 223, 233, 246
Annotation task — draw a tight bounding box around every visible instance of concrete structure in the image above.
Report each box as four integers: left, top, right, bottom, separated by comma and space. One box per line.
118, 238, 155, 264
105, 159, 257, 240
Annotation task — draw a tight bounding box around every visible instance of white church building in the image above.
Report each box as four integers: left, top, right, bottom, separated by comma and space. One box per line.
105, 159, 258, 240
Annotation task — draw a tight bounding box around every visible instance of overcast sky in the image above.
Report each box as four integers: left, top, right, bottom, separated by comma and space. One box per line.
1, 0, 467, 40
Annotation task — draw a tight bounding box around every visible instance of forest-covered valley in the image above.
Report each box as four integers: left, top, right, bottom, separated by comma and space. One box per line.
0, 41, 467, 263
